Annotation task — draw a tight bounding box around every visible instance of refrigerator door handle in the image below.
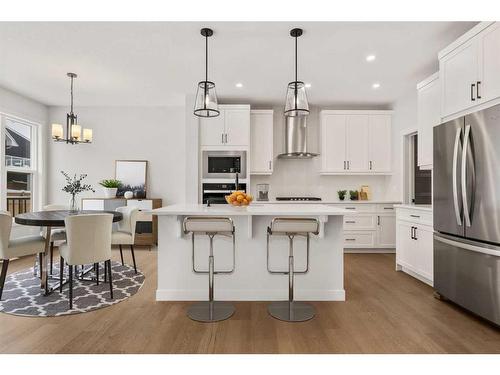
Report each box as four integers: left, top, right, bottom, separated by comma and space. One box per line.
461, 124, 472, 227
452, 127, 463, 226
435, 234, 500, 257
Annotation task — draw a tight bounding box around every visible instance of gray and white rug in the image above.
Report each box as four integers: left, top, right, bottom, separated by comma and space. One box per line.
0, 261, 145, 317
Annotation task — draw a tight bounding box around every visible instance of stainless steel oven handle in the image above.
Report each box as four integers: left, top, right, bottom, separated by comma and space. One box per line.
203, 190, 233, 194
461, 124, 472, 227
452, 127, 463, 226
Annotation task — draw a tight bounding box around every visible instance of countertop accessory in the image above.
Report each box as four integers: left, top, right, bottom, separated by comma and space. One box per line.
337, 190, 347, 201
193, 28, 220, 118
284, 28, 309, 117
256, 184, 270, 201
349, 190, 359, 201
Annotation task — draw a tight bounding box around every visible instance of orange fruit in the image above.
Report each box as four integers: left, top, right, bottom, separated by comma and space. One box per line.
236, 195, 244, 202
231, 200, 240, 206
242, 198, 249, 205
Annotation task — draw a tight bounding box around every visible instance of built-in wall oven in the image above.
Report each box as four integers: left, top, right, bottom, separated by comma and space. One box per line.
202, 151, 247, 179
202, 183, 247, 204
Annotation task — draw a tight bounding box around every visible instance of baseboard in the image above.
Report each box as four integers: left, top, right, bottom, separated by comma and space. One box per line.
398, 265, 433, 287
156, 288, 346, 302
344, 248, 395, 254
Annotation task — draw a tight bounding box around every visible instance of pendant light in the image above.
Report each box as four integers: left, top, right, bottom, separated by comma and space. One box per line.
284, 28, 309, 117
51, 73, 93, 144
194, 28, 220, 118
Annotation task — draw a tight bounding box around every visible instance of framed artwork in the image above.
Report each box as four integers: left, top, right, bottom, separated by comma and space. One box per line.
115, 160, 148, 198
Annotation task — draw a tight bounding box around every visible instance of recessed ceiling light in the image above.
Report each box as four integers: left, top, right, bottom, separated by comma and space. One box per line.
235, 83, 243, 88
372, 82, 381, 89
366, 54, 376, 62
305, 83, 312, 88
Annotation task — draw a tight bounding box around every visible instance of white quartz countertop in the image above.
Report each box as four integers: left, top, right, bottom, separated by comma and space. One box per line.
255, 200, 401, 204
152, 203, 348, 216
393, 204, 433, 212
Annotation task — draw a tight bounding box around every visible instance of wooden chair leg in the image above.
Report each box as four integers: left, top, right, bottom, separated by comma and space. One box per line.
68, 264, 73, 309
119, 245, 124, 266
107, 260, 114, 299
50, 242, 54, 275
59, 257, 64, 293
0, 259, 10, 301
130, 245, 137, 274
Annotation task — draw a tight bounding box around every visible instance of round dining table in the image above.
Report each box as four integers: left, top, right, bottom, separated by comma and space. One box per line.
15, 210, 123, 295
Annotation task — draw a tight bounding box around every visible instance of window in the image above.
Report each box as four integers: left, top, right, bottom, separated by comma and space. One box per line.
1, 115, 40, 216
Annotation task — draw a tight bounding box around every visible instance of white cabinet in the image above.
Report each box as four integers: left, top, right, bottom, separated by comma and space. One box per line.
417, 73, 441, 169
199, 105, 250, 147
320, 110, 392, 175
439, 22, 500, 119
250, 110, 274, 174
377, 214, 396, 248
395, 206, 433, 285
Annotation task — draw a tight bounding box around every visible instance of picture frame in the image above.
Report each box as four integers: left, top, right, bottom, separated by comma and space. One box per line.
115, 160, 148, 198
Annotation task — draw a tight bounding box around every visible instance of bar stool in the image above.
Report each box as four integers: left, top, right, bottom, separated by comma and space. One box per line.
183, 216, 236, 322
266, 217, 320, 322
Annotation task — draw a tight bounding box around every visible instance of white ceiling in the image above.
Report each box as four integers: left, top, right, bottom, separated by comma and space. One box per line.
0, 22, 477, 108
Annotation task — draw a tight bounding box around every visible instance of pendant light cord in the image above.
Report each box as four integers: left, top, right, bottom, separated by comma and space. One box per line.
294, 34, 298, 110
205, 33, 208, 84
70, 75, 74, 115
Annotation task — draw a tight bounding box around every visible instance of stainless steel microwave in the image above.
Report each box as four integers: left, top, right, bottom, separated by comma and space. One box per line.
202, 151, 247, 179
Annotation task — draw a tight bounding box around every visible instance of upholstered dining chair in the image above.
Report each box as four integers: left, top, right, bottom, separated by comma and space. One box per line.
59, 213, 114, 309
41, 204, 68, 275
111, 206, 139, 274
1, 211, 45, 300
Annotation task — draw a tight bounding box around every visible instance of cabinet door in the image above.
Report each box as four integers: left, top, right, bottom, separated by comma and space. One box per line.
368, 115, 391, 172
321, 114, 347, 172
250, 111, 273, 174
396, 221, 415, 267
441, 39, 479, 117
199, 111, 225, 146
225, 109, 250, 146
346, 115, 369, 172
480, 22, 500, 103
417, 77, 440, 168
414, 225, 434, 282
377, 214, 396, 248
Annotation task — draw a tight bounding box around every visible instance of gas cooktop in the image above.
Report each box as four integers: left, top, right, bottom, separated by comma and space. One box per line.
275, 197, 322, 201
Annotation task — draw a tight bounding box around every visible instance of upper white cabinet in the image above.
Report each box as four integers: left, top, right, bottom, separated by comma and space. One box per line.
199, 105, 250, 147
320, 110, 392, 174
439, 22, 500, 119
250, 110, 274, 174
417, 72, 441, 170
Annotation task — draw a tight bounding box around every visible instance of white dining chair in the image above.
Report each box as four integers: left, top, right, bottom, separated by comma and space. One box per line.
111, 206, 139, 274
59, 213, 114, 309
1, 211, 45, 300
40, 204, 68, 275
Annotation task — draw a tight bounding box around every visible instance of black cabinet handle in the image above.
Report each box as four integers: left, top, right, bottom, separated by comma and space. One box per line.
410, 214, 420, 218
344, 161, 346, 170
410, 226, 415, 240
345, 220, 356, 224
477, 81, 482, 99
345, 207, 356, 210
377, 215, 380, 225
345, 238, 356, 241
414, 227, 418, 240
471, 83, 476, 101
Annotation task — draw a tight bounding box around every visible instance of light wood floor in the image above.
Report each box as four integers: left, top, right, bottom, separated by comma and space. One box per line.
1, 249, 499, 354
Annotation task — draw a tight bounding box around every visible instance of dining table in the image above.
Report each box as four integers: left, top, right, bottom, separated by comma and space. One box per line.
15, 210, 123, 295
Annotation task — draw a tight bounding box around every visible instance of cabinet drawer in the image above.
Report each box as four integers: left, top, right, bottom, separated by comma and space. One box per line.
376, 204, 395, 212
81, 199, 104, 211
343, 231, 376, 247
343, 215, 376, 230
396, 209, 433, 226
338, 204, 376, 212
126, 199, 153, 210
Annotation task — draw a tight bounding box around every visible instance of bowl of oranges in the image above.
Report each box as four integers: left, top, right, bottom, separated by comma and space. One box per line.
225, 190, 253, 206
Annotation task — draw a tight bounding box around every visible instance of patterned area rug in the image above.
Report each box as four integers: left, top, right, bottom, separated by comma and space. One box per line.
0, 261, 145, 317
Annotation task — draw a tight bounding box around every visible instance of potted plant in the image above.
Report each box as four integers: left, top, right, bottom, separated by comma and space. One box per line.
349, 190, 359, 201
99, 179, 121, 198
61, 171, 95, 211
337, 190, 347, 201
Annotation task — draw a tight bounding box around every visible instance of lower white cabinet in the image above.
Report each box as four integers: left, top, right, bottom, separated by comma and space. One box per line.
395, 206, 433, 285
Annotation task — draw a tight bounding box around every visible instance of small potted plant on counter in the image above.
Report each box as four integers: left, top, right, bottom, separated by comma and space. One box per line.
99, 179, 121, 198
349, 190, 359, 201
61, 171, 95, 211
337, 190, 347, 201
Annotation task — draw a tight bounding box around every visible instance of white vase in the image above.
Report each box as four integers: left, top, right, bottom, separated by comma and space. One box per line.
103, 187, 118, 198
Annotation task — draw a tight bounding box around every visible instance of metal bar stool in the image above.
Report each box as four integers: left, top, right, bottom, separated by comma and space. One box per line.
266, 217, 320, 322
183, 216, 236, 322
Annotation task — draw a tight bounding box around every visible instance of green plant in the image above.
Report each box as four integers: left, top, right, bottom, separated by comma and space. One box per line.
337, 190, 347, 200
61, 171, 95, 211
99, 179, 121, 188
349, 190, 359, 200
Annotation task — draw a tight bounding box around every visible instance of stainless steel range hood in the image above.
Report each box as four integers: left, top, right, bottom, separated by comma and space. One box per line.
277, 115, 318, 159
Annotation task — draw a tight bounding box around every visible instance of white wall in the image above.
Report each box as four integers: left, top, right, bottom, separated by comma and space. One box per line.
47, 106, 186, 206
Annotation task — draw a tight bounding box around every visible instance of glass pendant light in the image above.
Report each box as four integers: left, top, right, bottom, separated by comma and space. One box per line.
194, 28, 220, 118
284, 28, 309, 117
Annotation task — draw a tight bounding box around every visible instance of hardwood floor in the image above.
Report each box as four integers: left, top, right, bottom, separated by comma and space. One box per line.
1, 249, 499, 353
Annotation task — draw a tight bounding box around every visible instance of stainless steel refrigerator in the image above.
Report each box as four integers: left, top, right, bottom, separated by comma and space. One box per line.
433, 103, 500, 326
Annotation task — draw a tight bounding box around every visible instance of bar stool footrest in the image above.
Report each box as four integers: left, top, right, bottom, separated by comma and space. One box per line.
187, 301, 235, 322
267, 301, 315, 322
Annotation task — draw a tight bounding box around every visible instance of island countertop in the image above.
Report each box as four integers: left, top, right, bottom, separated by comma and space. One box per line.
152, 203, 348, 216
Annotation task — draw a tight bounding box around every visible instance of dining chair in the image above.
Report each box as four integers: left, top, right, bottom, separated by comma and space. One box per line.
111, 206, 139, 274
41, 204, 68, 275
59, 213, 114, 309
1, 211, 45, 300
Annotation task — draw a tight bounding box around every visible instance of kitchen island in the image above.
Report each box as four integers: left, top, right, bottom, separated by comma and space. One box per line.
153, 204, 347, 301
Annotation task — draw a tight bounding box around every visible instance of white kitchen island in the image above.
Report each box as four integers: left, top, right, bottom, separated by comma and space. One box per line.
153, 204, 347, 301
